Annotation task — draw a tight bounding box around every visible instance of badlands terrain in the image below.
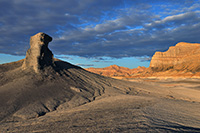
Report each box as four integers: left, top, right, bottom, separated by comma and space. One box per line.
0, 33, 200, 132
87, 42, 200, 79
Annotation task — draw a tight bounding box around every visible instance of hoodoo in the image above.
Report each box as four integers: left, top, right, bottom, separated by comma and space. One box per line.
22, 32, 54, 73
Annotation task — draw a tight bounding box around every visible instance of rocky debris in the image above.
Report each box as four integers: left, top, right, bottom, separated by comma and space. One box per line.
150, 42, 200, 72
22, 32, 54, 73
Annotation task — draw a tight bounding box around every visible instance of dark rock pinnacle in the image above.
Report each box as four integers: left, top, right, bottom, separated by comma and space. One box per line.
22, 32, 54, 73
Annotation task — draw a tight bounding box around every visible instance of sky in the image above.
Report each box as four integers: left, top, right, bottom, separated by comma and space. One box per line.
0, 0, 200, 68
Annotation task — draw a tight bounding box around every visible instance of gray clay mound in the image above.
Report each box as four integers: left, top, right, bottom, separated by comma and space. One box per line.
0, 33, 135, 122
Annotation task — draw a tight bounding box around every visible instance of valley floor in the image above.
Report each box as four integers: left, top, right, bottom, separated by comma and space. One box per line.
1, 78, 200, 132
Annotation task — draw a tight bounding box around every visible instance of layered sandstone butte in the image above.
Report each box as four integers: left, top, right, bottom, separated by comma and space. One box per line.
87, 42, 200, 78
22, 32, 54, 73
86, 65, 146, 78
150, 42, 200, 72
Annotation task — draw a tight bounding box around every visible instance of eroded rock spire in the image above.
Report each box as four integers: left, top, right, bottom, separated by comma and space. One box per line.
22, 32, 54, 73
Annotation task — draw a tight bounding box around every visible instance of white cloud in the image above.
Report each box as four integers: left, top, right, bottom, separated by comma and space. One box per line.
75, 63, 94, 67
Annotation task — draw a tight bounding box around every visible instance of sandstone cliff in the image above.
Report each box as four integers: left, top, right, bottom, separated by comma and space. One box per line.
150, 42, 200, 72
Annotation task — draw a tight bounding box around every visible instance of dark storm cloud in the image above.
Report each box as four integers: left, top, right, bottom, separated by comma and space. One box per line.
0, 0, 200, 60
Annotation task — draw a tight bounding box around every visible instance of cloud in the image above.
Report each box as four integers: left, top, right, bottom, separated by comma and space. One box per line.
92, 60, 113, 63
54, 55, 73, 60
54, 11, 200, 58
136, 56, 152, 62
75, 63, 94, 67
146, 12, 200, 29
0, 0, 200, 59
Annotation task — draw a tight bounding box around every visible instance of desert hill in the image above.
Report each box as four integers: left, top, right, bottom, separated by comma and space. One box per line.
0, 33, 137, 122
86, 65, 147, 78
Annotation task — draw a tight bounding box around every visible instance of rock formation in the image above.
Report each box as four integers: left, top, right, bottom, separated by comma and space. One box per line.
0, 32, 136, 122
150, 42, 200, 72
22, 32, 54, 73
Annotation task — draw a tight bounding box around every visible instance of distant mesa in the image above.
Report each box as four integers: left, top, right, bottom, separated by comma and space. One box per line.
86, 65, 147, 78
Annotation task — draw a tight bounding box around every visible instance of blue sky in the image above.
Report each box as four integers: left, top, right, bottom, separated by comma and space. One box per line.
0, 0, 200, 68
